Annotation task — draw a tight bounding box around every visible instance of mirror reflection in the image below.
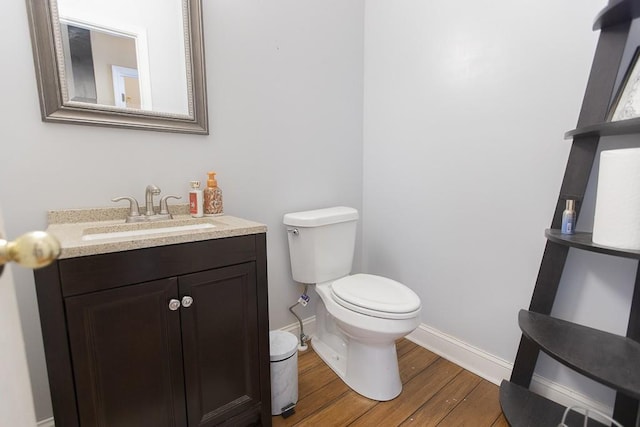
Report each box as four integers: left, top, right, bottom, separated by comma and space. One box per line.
55, 0, 190, 116
26, 0, 208, 133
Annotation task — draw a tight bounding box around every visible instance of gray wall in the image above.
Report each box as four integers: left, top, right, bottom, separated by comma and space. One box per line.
0, 0, 364, 420
363, 0, 626, 410
1, 0, 626, 422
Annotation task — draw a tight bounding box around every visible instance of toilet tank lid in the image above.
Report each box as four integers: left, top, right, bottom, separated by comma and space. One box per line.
283, 206, 358, 227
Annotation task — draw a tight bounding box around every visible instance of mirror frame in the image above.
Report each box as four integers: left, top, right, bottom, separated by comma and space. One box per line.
25, 0, 209, 134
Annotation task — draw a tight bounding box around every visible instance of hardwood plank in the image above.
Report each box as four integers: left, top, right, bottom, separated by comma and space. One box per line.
437, 380, 502, 426
350, 358, 462, 426
491, 413, 510, 427
399, 370, 482, 426
396, 338, 418, 358
399, 346, 439, 383
298, 356, 340, 400
273, 347, 346, 426
272, 378, 349, 427
297, 347, 323, 375
273, 339, 507, 427
293, 391, 376, 426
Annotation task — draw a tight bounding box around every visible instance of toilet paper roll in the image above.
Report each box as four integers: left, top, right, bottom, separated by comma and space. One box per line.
592, 148, 640, 250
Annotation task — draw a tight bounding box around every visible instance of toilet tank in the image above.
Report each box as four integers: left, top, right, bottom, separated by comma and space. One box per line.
283, 207, 359, 284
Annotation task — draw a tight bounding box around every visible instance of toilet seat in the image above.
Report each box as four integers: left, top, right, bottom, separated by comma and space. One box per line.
331, 274, 421, 320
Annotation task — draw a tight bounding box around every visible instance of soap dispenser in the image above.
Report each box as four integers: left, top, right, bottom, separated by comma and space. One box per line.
204, 171, 223, 216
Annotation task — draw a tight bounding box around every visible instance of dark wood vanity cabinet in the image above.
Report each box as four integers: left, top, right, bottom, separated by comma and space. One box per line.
34, 234, 271, 427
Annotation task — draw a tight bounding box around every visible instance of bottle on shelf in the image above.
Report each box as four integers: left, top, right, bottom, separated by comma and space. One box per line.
203, 171, 223, 216
561, 199, 576, 235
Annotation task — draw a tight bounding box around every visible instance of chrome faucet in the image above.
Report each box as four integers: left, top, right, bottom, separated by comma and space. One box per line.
144, 185, 161, 216
112, 185, 182, 223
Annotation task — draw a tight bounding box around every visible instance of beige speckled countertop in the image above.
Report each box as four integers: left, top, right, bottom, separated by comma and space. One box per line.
46, 205, 267, 259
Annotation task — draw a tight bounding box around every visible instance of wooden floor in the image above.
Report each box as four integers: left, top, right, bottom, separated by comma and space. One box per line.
272, 339, 508, 427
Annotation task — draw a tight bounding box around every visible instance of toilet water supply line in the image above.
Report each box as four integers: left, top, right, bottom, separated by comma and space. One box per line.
289, 284, 310, 351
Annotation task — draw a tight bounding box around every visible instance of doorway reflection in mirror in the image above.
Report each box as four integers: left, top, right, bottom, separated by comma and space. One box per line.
60, 23, 143, 109
55, 0, 189, 115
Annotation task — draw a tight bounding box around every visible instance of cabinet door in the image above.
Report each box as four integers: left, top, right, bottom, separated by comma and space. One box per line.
179, 263, 262, 427
65, 277, 187, 427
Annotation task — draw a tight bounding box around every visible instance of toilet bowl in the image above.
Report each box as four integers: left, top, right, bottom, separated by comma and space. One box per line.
283, 207, 422, 401
313, 275, 420, 401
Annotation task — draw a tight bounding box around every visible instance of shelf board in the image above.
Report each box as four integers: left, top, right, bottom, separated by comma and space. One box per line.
519, 310, 640, 399
564, 116, 640, 139
500, 380, 607, 426
593, 0, 640, 30
545, 229, 640, 259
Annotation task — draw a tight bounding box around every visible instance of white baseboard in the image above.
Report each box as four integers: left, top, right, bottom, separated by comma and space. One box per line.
279, 315, 316, 351
280, 314, 316, 336
529, 374, 614, 423
407, 323, 512, 386
36, 417, 54, 427
407, 323, 614, 423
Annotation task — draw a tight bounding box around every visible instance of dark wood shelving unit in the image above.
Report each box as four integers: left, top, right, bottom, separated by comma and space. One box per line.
500, 380, 607, 427
500, 1, 640, 425
519, 310, 640, 399
593, 0, 640, 30
545, 229, 640, 259
565, 116, 640, 139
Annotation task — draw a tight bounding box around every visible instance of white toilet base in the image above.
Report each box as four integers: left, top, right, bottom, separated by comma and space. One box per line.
283, 207, 421, 402
309, 282, 418, 401
311, 333, 402, 401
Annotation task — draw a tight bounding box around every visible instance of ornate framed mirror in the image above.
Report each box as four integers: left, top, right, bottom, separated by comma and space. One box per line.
25, 0, 208, 134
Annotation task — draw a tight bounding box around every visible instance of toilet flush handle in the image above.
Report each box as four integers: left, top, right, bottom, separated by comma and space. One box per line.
287, 228, 299, 236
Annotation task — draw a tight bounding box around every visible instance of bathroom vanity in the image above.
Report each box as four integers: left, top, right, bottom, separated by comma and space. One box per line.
33, 208, 271, 426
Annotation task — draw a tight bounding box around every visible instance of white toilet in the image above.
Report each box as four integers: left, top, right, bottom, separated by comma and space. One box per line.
283, 206, 421, 401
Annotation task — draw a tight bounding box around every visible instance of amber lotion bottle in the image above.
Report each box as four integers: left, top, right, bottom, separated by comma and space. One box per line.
204, 171, 223, 216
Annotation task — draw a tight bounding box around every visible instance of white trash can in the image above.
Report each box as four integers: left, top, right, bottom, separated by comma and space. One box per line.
269, 330, 299, 416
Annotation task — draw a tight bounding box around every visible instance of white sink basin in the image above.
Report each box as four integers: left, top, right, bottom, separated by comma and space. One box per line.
82, 223, 216, 241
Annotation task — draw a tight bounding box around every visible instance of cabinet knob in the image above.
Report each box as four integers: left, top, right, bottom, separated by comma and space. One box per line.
168, 299, 181, 311
181, 296, 193, 308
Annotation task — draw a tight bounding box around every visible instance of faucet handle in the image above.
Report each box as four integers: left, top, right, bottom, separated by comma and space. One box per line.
112, 196, 141, 218
159, 195, 182, 216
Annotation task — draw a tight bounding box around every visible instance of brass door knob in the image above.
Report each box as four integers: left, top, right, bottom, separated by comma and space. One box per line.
0, 231, 61, 269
